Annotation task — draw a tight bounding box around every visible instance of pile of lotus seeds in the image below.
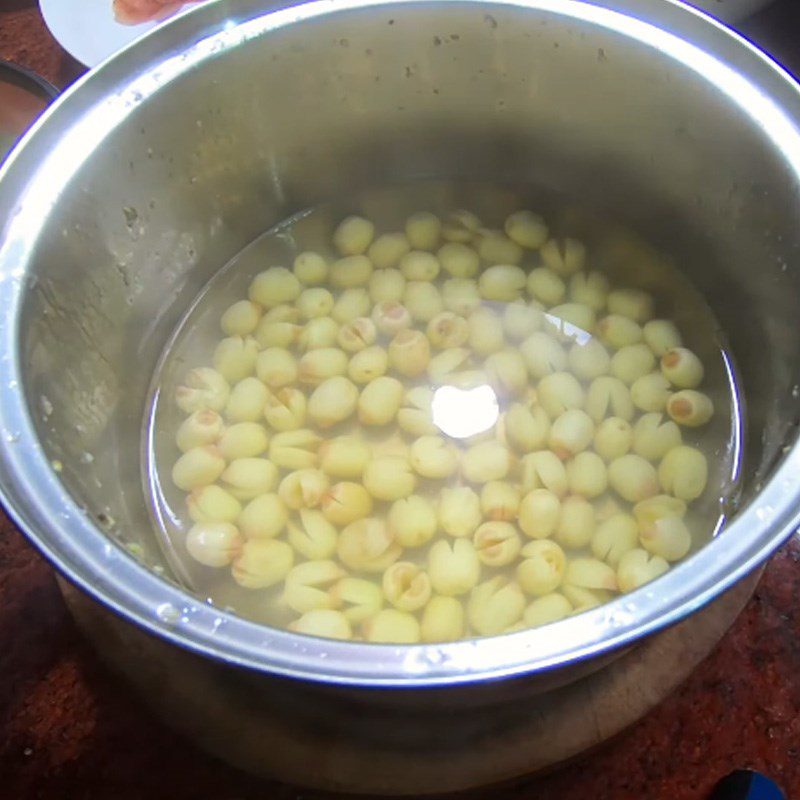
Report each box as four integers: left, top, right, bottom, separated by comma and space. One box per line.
169, 207, 716, 644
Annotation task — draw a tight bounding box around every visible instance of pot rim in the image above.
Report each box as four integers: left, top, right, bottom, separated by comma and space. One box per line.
1, 0, 799, 687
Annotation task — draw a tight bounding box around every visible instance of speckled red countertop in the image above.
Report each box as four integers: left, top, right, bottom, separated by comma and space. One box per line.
2, 2, 800, 798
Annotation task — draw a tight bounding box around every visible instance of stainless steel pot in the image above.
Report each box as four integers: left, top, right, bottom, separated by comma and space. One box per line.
1, 0, 800, 791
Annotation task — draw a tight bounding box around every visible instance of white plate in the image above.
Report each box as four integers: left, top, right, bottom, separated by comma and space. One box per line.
40, 0, 205, 67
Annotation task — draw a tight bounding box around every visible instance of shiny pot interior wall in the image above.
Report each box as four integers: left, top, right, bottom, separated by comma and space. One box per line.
15, 2, 800, 579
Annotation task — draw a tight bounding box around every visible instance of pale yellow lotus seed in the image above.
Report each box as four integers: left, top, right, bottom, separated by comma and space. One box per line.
544, 302, 596, 342
631, 371, 672, 413
640, 515, 691, 561
538, 372, 585, 418
307, 376, 359, 428
438, 486, 482, 538
597, 314, 643, 349
363, 456, 416, 501
658, 445, 708, 501
221, 300, 261, 337
263, 387, 307, 432
348, 346, 388, 385
660, 347, 704, 389
248, 266, 301, 308
388, 329, 431, 376
283, 560, 346, 613
438, 242, 480, 278
505, 209, 548, 249
543, 238, 586, 276
297, 348, 348, 386
485, 349, 528, 396
565, 557, 618, 591
608, 454, 659, 503
611, 343, 656, 385
593, 416, 633, 461
563, 585, 613, 612
218, 422, 270, 460
329, 577, 384, 624
517, 539, 566, 596
332, 288, 371, 324
607, 288, 654, 323
321, 481, 373, 526
333, 215, 374, 256
398, 387, 438, 436
232, 539, 294, 589
479, 264, 527, 302
400, 251, 440, 282
237, 492, 288, 540
566, 451, 608, 498
643, 319, 682, 357
568, 337, 611, 381
523, 593, 573, 627
297, 321, 335, 357
318, 436, 371, 479
468, 577, 525, 636
255, 347, 297, 389
368, 268, 406, 304
187, 485, 242, 524
186, 522, 242, 567
428, 539, 481, 596
372, 301, 412, 336
505, 403, 550, 453
358, 376, 404, 425
263, 303, 300, 323
461, 441, 512, 483
667, 390, 714, 427
408, 435, 458, 479
632, 494, 687, 528
296, 287, 334, 320
426, 312, 470, 348
213, 336, 259, 383
421, 596, 465, 642
221, 457, 279, 500
442, 209, 482, 242
255, 319, 301, 349
388, 495, 437, 548
405, 211, 442, 250
368, 232, 410, 270
555, 496, 596, 549
268, 428, 321, 470
176, 409, 225, 452
502, 300, 544, 341
382, 561, 432, 612
404, 281, 444, 322
442, 277, 482, 315
585, 375, 634, 422
473, 521, 522, 567
364, 609, 421, 643
290, 609, 352, 640
338, 517, 402, 573
278, 469, 329, 510
477, 230, 524, 266
287, 509, 338, 560
549, 408, 595, 459
568, 271, 610, 311
519, 451, 568, 497
480, 481, 521, 522
518, 489, 561, 539
617, 548, 669, 592
337, 317, 377, 353
225, 377, 269, 423
520, 332, 567, 379
527, 267, 566, 306
591, 513, 639, 567
293, 251, 329, 285
632, 413, 682, 461
172, 446, 226, 491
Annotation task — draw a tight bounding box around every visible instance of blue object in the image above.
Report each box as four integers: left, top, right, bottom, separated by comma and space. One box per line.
709, 770, 785, 800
